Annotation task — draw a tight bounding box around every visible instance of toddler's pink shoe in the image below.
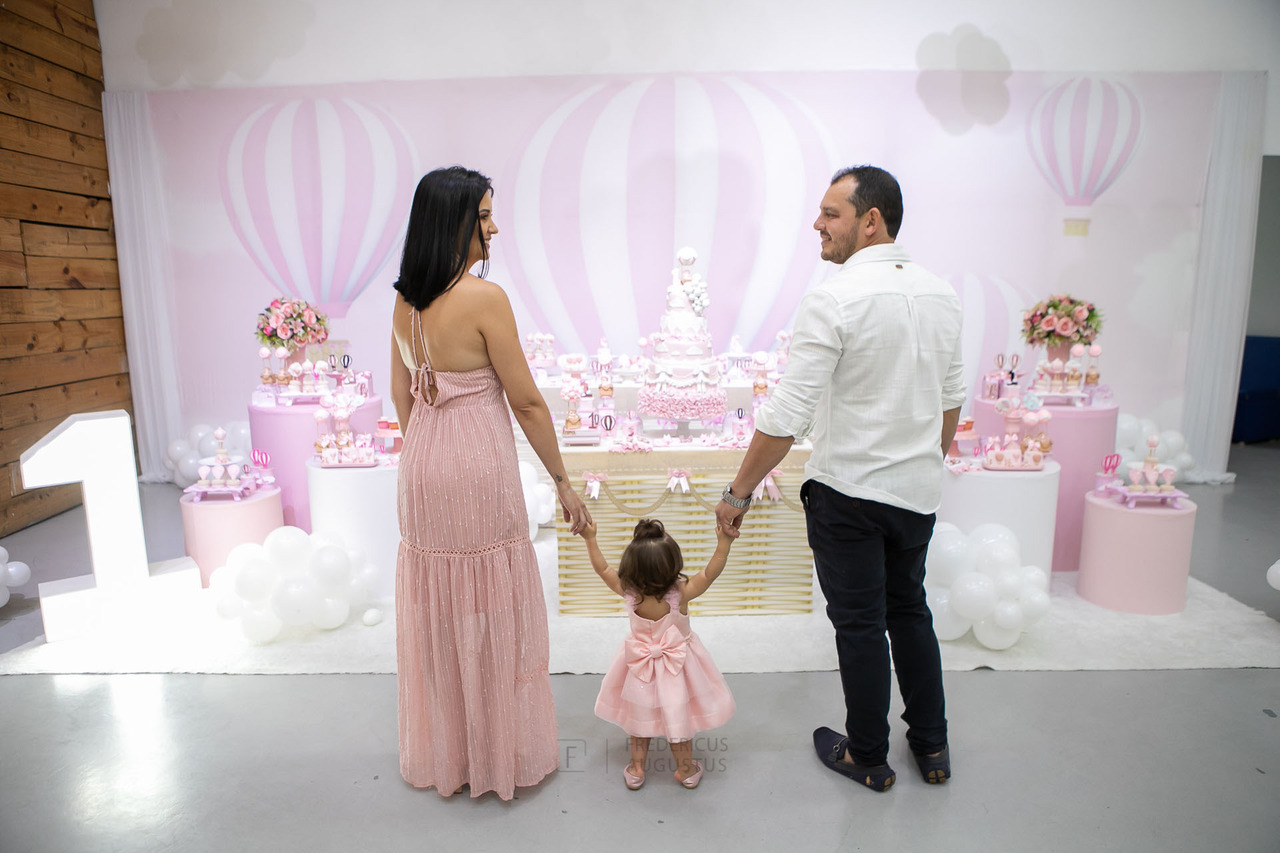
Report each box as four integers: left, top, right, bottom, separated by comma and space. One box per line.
677, 760, 704, 789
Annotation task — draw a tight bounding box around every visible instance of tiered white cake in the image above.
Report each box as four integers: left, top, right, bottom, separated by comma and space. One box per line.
637, 247, 727, 422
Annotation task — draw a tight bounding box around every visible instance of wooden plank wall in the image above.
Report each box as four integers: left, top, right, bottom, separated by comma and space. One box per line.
0, 0, 132, 536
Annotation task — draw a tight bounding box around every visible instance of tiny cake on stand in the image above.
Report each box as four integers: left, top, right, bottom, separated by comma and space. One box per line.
636, 247, 727, 428
981, 395, 1051, 471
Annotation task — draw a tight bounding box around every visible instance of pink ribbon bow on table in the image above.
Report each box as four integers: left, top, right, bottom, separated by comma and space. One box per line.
583, 472, 607, 500
624, 625, 688, 682
667, 469, 690, 493
753, 469, 783, 501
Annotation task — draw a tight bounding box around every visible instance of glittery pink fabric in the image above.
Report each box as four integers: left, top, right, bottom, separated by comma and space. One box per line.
396, 344, 558, 800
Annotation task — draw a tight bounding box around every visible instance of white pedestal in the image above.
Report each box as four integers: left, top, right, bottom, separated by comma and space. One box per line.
938, 461, 1061, 573
306, 460, 399, 599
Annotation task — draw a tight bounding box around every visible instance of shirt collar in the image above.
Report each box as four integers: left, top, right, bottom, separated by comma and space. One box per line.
839, 242, 911, 270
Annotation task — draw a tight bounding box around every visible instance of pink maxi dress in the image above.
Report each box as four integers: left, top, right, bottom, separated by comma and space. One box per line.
594, 587, 735, 742
396, 316, 558, 800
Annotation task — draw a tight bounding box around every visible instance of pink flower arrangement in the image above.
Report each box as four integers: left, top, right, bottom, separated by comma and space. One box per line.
256, 298, 329, 352
1021, 294, 1102, 347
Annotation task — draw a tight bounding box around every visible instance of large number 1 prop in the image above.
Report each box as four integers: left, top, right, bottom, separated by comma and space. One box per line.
20, 411, 201, 642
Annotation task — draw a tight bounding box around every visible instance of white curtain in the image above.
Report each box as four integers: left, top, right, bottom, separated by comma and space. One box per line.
1181, 72, 1267, 485
102, 92, 184, 483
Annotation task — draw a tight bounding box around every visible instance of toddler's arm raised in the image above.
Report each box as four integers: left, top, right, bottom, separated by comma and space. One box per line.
682, 523, 733, 603
580, 518, 624, 596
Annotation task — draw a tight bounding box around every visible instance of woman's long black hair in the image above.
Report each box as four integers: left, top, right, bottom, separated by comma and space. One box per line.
393, 166, 493, 310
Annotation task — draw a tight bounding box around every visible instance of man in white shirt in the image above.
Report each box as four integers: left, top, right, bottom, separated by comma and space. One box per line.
715, 166, 965, 792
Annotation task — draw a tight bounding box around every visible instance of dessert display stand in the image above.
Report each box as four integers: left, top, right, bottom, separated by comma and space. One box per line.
973, 397, 1117, 572
1077, 492, 1198, 614
938, 461, 1060, 574
179, 486, 284, 587
305, 459, 398, 599
247, 394, 382, 530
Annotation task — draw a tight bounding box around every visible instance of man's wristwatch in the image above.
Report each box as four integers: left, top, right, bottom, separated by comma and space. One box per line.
721, 483, 752, 509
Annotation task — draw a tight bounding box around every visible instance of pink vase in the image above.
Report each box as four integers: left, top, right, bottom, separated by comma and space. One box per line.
1046, 342, 1071, 363
286, 346, 309, 367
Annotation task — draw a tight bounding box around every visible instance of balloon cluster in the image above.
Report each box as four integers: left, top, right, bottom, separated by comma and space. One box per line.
166, 422, 254, 487
925, 522, 1051, 650
209, 526, 378, 644
1114, 415, 1195, 481
519, 462, 556, 538
0, 545, 32, 609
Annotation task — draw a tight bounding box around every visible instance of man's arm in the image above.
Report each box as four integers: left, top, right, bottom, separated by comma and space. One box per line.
940, 406, 961, 457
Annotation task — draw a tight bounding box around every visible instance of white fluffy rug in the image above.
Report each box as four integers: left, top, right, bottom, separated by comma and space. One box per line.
1, 532, 1277, 675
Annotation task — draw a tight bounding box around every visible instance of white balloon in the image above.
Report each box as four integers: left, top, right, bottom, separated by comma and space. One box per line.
949, 572, 998, 621
309, 546, 352, 591
187, 424, 214, 448
992, 600, 1025, 631
532, 484, 555, 524
309, 530, 347, 552
5, 560, 32, 587
925, 528, 974, 587
235, 558, 275, 602
242, 608, 283, 643
198, 432, 220, 458
1266, 560, 1280, 591
216, 594, 246, 620
264, 526, 313, 569
931, 599, 973, 642
973, 616, 1021, 650
978, 541, 1022, 577
933, 521, 961, 536
1158, 430, 1186, 457
1020, 589, 1052, 623
346, 572, 369, 605
0, 546, 7, 565
967, 524, 1021, 564
273, 577, 322, 626
0, 585, 10, 608
176, 451, 201, 482
226, 421, 253, 452
226, 543, 267, 572
1019, 565, 1050, 593
1138, 419, 1159, 444
1117, 447, 1140, 469
363, 607, 384, 626
167, 438, 192, 463
346, 547, 367, 572
527, 514, 538, 541
518, 461, 539, 489
996, 568, 1023, 599
312, 597, 350, 630
1153, 440, 1171, 462
1171, 452, 1196, 474
1115, 413, 1141, 451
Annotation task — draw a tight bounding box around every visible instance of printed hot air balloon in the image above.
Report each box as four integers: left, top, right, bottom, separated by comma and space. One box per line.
220, 98, 416, 318
1026, 77, 1142, 221
500, 76, 839, 355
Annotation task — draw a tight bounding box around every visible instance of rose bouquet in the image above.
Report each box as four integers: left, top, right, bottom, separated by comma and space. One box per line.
256, 299, 329, 352
1021, 294, 1102, 347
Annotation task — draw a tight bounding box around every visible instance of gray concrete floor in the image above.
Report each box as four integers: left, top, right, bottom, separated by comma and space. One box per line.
1, 445, 1278, 852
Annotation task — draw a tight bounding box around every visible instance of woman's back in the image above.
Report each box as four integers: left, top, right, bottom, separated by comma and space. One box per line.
392, 275, 494, 374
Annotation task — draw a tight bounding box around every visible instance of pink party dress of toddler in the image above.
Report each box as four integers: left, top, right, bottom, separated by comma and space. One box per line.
594, 587, 735, 742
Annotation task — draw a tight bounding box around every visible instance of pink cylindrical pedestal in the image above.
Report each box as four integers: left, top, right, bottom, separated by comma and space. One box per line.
974, 398, 1117, 572
247, 394, 382, 531
179, 486, 284, 587
1077, 492, 1197, 614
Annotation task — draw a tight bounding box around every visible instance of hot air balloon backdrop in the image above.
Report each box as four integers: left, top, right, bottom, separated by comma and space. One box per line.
1026, 76, 1143, 236
498, 76, 841, 354
219, 98, 417, 318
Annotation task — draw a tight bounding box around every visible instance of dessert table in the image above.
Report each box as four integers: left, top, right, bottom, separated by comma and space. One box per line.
973, 398, 1117, 571
938, 461, 1060, 574
555, 443, 815, 617
306, 458, 399, 599
247, 394, 383, 531
1077, 492, 1198, 614
179, 486, 284, 587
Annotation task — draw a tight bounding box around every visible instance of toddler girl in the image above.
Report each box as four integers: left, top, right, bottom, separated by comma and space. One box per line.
581, 517, 735, 789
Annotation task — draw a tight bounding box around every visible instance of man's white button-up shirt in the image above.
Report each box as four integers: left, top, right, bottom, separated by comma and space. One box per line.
755, 243, 966, 515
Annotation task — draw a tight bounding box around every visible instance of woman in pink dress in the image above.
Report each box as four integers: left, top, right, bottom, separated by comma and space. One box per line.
389, 166, 591, 800
582, 518, 736, 789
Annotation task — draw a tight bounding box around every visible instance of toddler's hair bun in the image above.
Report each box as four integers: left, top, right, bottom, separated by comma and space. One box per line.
632, 518, 666, 540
